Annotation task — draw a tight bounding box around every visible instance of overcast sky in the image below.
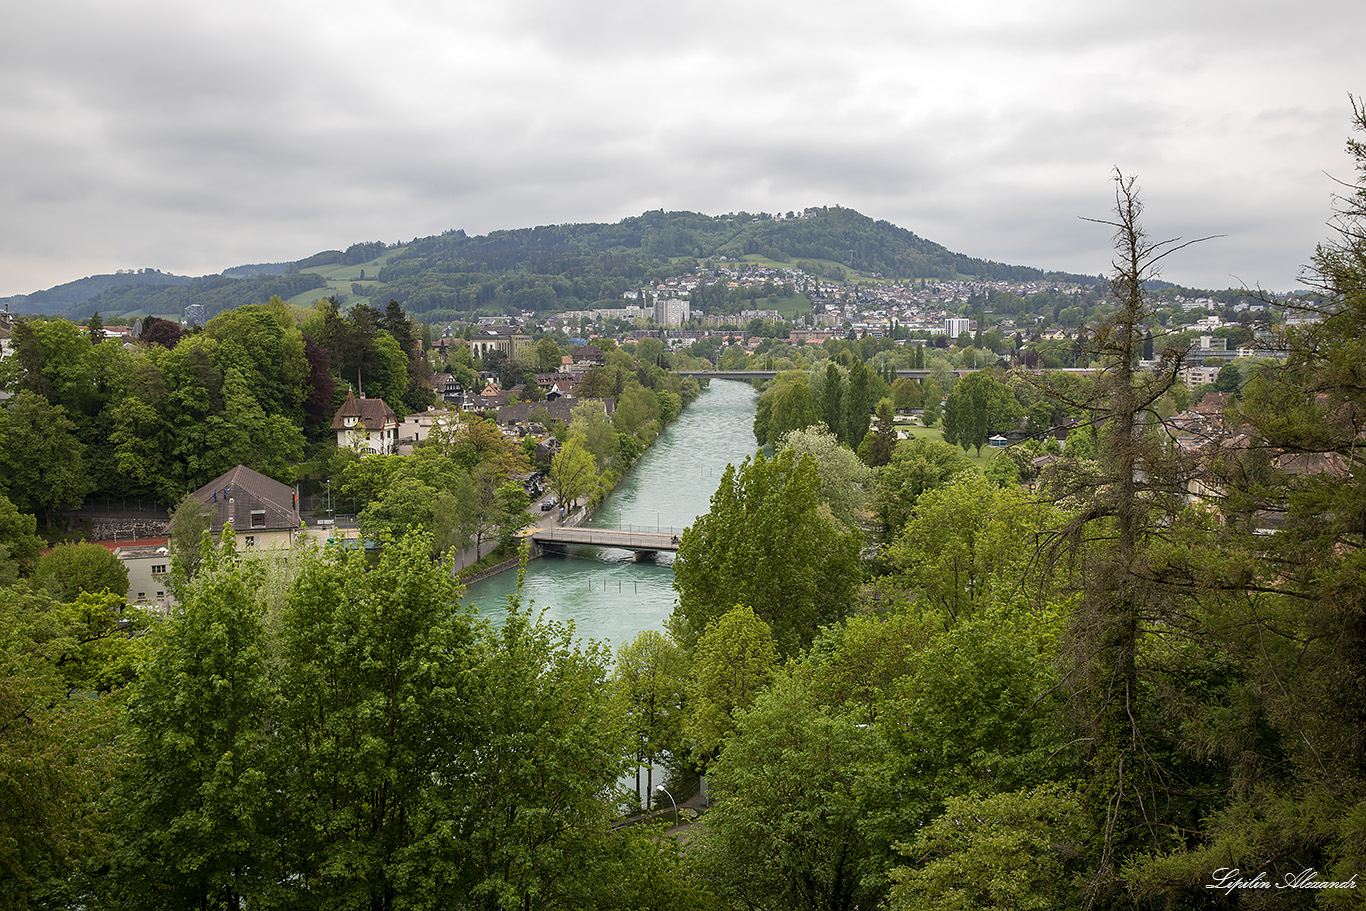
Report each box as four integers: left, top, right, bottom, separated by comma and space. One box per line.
3, 0, 1363, 299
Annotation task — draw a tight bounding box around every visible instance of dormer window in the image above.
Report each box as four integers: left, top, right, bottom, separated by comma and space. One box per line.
251, 510, 266, 528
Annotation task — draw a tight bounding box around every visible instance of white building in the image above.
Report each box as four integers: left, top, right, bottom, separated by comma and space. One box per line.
331, 391, 400, 455
944, 317, 972, 338
114, 543, 174, 613
1179, 365, 1222, 388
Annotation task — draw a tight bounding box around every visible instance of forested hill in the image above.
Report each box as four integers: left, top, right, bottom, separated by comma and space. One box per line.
4, 207, 1098, 322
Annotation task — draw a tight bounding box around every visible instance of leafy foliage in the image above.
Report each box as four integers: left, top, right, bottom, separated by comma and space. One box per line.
32, 542, 129, 602
671, 448, 861, 655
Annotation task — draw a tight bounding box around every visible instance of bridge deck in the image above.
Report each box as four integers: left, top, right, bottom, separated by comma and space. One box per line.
530, 527, 679, 552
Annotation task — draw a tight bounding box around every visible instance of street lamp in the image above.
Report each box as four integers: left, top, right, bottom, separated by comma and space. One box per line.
656, 784, 678, 827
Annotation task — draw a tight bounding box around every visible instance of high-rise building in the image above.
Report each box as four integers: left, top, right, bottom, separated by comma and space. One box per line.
944, 317, 971, 338
654, 297, 691, 327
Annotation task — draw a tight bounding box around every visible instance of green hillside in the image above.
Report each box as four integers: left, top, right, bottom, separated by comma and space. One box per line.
3, 207, 1100, 324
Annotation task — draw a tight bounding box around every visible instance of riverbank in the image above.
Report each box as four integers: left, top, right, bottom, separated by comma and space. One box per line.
460, 379, 759, 651
453, 381, 704, 581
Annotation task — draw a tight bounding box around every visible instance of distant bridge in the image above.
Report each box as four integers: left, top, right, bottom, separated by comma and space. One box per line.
677, 369, 932, 381
529, 526, 680, 554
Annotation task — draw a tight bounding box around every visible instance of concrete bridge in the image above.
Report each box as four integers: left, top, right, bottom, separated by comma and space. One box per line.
529, 526, 680, 554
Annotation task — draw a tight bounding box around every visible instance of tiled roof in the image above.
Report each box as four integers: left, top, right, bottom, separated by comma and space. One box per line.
192, 465, 299, 534
331, 390, 398, 431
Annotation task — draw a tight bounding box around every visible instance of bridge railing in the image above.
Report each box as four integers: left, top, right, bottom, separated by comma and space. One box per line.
587, 523, 682, 535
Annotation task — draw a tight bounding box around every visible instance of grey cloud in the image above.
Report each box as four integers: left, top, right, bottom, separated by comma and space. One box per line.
2, 0, 1365, 295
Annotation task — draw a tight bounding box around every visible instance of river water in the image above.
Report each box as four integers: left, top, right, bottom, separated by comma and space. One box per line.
462, 379, 759, 652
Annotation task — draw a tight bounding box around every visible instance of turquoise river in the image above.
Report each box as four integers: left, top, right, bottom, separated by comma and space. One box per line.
462, 379, 759, 650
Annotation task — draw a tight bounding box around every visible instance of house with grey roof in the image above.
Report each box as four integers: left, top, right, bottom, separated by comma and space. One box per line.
192, 464, 301, 551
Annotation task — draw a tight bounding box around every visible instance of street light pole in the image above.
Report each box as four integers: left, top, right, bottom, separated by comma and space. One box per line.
656, 784, 679, 828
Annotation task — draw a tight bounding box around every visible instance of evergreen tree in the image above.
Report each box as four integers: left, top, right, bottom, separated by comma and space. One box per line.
1042, 172, 1215, 904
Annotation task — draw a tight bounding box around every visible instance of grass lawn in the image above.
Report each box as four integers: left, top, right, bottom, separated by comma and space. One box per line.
897, 422, 1007, 469
287, 252, 403, 310
766, 293, 813, 319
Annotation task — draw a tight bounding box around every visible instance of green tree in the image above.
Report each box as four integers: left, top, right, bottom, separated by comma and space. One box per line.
0, 392, 93, 529
0, 493, 42, 580
613, 384, 660, 438
921, 377, 943, 427
683, 605, 779, 766
110, 529, 277, 909
613, 630, 688, 810
536, 336, 563, 371
440, 574, 628, 908
0, 585, 131, 906
108, 394, 173, 498
568, 399, 618, 472
872, 436, 977, 543
845, 358, 874, 447
551, 437, 597, 510
857, 397, 898, 467
494, 479, 532, 547
671, 449, 861, 655
858, 602, 1074, 894
818, 362, 846, 444
883, 474, 1058, 621
942, 370, 1021, 456
32, 542, 129, 602
273, 531, 477, 907
753, 372, 819, 446
1212, 361, 1241, 393
778, 423, 873, 529
167, 493, 214, 584
204, 302, 308, 419
0, 318, 97, 415
687, 667, 880, 911
357, 474, 438, 541
886, 785, 1090, 911
890, 377, 922, 411
202, 367, 305, 482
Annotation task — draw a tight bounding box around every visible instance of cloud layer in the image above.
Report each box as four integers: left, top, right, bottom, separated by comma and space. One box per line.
3, 0, 1363, 297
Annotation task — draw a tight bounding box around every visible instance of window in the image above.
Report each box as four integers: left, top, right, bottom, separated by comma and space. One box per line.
151, 564, 167, 574
156, 591, 164, 599
137, 592, 145, 600
251, 510, 266, 528
244, 536, 256, 548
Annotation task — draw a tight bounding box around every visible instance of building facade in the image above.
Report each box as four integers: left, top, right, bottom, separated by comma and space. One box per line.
332, 391, 400, 454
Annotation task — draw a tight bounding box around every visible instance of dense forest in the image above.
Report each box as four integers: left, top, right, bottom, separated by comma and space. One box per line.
2, 207, 1097, 324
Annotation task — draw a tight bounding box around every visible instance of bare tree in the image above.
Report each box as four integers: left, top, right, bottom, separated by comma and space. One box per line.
1044, 172, 1219, 905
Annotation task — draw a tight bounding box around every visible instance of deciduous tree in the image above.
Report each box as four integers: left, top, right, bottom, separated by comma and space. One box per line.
671, 449, 860, 655
551, 437, 597, 510
613, 630, 688, 810
110, 530, 277, 908
0, 392, 93, 530
33, 542, 129, 602
683, 605, 779, 766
